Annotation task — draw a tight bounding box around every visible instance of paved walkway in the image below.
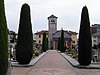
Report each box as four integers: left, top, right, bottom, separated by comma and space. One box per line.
11, 50, 100, 75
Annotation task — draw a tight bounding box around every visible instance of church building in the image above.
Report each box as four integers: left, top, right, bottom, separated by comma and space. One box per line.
35, 14, 78, 50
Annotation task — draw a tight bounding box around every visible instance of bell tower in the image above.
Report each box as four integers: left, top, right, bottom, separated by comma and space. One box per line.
48, 14, 58, 49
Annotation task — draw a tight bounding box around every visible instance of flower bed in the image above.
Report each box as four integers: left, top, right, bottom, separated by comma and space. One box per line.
32, 49, 43, 58
66, 48, 78, 60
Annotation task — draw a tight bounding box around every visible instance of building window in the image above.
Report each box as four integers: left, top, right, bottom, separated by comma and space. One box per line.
72, 41, 75, 43
39, 40, 41, 43
93, 40, 96, 42
39, 35, 41, 38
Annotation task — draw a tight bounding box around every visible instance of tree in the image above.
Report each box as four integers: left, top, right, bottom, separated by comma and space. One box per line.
42, 33, 47, 52
78, 6, 92, 66
60, 29, 65, 52
57, 37, 61, 50
16, 3, 33, 64
46, 37, 48, 50
0, 0, 8, 75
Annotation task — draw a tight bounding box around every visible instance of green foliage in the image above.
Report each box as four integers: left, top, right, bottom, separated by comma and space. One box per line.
60, 29, 65, 52
58, 37, 61, 50
42, 33, 47, 52
67, 47, 72, 54
34, 50, 41, 56
0, 0, 8, 75
46, 37, 48, 50
78, 6, 92, 66
16, 3, 33, 64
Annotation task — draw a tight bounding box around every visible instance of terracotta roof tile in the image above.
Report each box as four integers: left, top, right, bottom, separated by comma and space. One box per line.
35, 30, 48, 35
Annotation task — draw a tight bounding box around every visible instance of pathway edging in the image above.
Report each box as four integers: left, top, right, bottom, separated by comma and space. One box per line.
61, 53, 100, 69
11, 51, 48, 67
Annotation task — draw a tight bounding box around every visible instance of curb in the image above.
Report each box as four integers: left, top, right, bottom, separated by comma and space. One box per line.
11, 51, 48, 67
60, 53, 79, 67
60, 53, 100, 69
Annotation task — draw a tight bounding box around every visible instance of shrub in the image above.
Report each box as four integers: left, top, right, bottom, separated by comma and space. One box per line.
35, 50, 40, 56
67, 47, 72, 54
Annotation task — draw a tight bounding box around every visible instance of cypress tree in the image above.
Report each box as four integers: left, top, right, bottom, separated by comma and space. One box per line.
46, 37, 48, 50
0, 0, 8, 75
60, 29, 65, 52
16, 3, 33, 64
42, 33, 47, 52
57, 37, 61, 50
78, 6, 92, 66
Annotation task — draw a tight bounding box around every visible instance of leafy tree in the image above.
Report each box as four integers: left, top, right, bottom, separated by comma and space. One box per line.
60, 29, 65, 52
0, 0, 8, 75
78, 6, 92, 66
16, 3, 33, 64
42, 33, 47, 52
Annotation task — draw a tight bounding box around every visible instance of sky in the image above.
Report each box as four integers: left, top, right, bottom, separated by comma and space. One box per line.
5, 0, 100, 33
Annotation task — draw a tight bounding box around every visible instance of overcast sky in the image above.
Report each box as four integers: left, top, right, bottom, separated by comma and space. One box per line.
5, 0, 100, 33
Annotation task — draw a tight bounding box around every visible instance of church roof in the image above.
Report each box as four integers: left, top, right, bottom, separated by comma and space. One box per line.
52, 30, 71, 39
35, 30, 78, 37
35, 30, 48, 35
48, 14, 58, 19
68, 31, 78, 35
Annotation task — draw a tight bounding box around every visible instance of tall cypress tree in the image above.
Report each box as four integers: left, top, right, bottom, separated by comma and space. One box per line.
60, 29, 65, 52
78, 6, 92, 66
0, 0, 8, 75
46, 37, 48, 50
16, 3, 33, 64
58, 37, 61, 50
42, 33, 47, 52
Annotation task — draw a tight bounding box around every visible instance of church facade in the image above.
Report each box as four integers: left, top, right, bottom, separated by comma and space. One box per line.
35, 14, 78, 50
